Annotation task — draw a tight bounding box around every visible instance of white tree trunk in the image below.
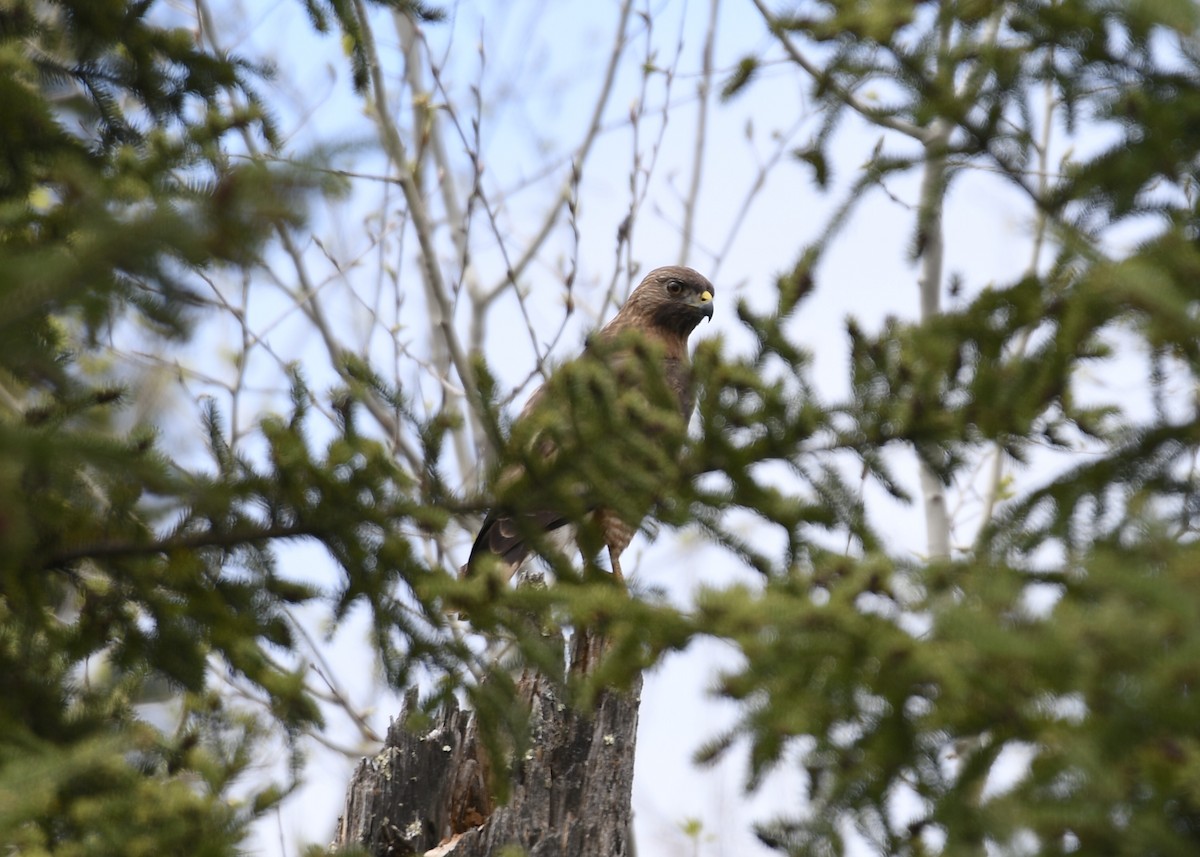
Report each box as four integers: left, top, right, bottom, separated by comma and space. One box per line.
916, 120, 952, 561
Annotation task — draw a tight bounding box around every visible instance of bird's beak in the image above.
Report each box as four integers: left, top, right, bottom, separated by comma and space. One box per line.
697, 289, 714, 321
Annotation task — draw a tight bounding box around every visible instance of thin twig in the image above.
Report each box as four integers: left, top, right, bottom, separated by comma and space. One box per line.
677, 0, 719, 266
709, 114, 808, 282
495, 0, 637, 294
194, 0, 427, 474
605, 1, 679, 314
352, 0, 487, 457
288, 610, 383, 744
747, 0, 925, 141
392, 12, 480, 478
976, 54, 1058, 545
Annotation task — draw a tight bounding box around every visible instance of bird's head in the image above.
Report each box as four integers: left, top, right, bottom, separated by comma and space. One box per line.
617, 265, 715, 339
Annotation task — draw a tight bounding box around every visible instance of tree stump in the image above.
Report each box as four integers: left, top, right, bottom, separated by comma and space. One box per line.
333, 633, 641, 856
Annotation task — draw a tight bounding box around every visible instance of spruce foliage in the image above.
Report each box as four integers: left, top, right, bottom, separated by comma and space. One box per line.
0, 1, 430, 852
704, 0, 1200, 852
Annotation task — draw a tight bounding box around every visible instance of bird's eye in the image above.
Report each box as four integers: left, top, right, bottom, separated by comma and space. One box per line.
666, 280, 683, 296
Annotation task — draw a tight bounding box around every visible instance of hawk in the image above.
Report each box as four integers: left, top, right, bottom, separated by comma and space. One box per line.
464, 265, 715, 583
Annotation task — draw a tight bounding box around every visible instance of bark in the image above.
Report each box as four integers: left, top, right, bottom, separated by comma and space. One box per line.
333, 633, 640, 857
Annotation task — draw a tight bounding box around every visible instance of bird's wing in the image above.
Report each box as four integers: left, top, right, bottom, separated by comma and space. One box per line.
465, 508, 573, 576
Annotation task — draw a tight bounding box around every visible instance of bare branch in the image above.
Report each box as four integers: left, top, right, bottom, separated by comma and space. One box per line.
498, 0, 637, 293
976, 56, 1058, 544
678, 0, 720, 266
351, 0, 488, 458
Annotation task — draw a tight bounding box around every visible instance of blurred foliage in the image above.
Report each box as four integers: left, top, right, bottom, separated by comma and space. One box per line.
700, 0, 1200, 854
5, 0, 1200, 855
0, 0, 446, 853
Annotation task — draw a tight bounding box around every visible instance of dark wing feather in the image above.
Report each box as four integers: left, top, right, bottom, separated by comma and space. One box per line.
465, 509, 572, 576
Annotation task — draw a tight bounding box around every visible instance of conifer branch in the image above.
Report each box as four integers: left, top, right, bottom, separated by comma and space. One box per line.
748, 0, 925, 141
42, 523, 320, 567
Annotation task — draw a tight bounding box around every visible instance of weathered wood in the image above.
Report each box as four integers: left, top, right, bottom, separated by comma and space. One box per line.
334, 633, 641, 856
